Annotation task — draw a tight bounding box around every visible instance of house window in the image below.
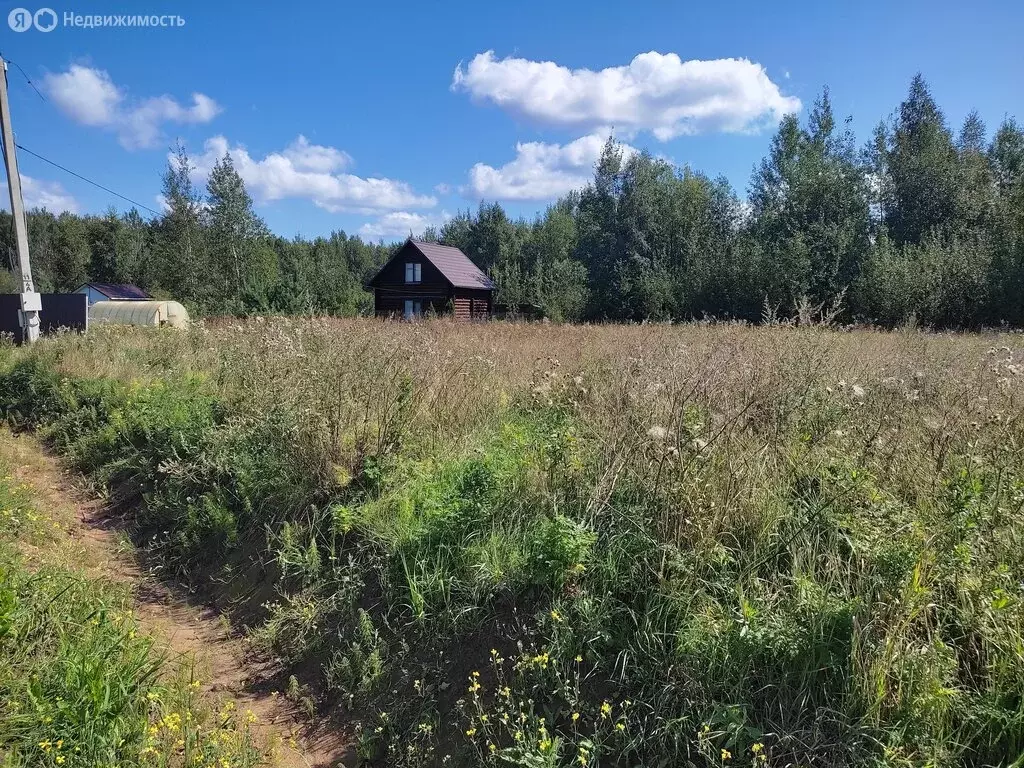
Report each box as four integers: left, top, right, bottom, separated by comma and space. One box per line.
403, 299, 422, 320
404, 262, 422, 284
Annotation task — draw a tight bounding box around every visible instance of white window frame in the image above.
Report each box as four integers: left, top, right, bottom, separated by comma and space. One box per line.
403, 299, 422, 320
404, 262, 422, 284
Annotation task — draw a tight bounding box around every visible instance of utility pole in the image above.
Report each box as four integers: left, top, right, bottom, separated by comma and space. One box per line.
0, 56, 40, 344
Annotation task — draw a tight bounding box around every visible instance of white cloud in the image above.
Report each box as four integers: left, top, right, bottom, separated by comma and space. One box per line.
44, 65, 221, 150
452, 51, 801, 140
358, 210, 451, 241
186, 136, 436, 215
465, 133, 637, 201
281, 135, 353, 173
0, 175, 80, 213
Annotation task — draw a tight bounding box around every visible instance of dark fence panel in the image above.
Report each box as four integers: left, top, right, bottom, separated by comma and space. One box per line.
0, 293, 88, 344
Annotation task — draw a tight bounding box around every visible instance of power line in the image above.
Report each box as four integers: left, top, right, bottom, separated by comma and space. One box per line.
0, 59, 160, 218
0, 52, 47, 103
15, 143, 162, 216
7, 58, 46, 103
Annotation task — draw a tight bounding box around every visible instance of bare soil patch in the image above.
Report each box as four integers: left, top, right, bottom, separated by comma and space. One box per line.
0, 430, 351, 768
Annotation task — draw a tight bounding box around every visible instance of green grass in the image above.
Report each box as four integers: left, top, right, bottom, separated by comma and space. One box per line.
0, 452, 267, 768
0, 320, 1022, 767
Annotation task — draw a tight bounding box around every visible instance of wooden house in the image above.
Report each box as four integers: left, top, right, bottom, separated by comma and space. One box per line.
367, 239, 495, 320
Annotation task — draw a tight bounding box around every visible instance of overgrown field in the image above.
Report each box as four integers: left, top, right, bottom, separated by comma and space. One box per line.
0, 450, 266, 767
1, 320, 1022, 767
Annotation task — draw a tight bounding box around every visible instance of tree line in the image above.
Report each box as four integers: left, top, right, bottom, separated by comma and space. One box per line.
0, 144, 393, 316
438, 75, 1023, 326
1, 74, 1022, 327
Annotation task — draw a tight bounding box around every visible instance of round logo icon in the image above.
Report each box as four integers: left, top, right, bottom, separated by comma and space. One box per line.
34, 7, 58, 32
8, 7, 33, 31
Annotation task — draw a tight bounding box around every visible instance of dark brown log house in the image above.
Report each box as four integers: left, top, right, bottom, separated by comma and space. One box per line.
367, 239, 495, 320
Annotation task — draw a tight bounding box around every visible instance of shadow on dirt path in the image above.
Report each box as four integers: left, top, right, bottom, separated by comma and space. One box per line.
0, 429, 353, 768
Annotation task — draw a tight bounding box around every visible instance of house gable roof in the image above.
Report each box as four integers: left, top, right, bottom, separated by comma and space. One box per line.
369, 240, 495, 291
78, 282, 152, 300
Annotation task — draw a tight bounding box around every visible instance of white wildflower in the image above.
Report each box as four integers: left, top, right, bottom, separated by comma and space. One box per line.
647, 425, 669, 441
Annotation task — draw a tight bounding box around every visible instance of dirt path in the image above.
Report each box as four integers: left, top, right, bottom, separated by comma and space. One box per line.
0, 430, 350, 768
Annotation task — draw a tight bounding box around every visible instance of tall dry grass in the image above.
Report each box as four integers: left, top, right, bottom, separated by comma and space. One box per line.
3, 319, 1023, 767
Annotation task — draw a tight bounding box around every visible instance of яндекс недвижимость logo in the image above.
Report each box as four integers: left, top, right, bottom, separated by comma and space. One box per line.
8, 8, 57, 32
8, 9, 184, 31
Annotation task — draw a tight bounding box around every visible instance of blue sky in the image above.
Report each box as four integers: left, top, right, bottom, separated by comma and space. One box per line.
1, 0, 1021, 240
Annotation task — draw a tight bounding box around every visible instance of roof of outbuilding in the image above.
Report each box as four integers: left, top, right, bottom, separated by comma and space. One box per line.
369, 240, 495, 291
79, 282, 152, 300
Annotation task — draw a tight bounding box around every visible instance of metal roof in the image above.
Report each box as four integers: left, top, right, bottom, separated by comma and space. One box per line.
411, 241, 495, 289
370, 240, 495, 291
79, 283, 152, 300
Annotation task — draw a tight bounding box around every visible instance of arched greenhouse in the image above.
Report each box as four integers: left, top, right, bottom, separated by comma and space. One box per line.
88, 300, 190, 329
